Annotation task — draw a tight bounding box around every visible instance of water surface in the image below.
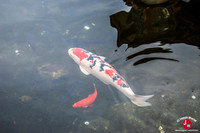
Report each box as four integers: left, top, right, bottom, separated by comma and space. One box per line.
0, 0, 199, 133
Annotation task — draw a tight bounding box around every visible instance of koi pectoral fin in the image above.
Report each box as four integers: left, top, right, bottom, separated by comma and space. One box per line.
79, 66, 90, 75
102, 81, 109, 85
82, 104, 93, 108
99, 55, 106, 60
88, 104, 93, 107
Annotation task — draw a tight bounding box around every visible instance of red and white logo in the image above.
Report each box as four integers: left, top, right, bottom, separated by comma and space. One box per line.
182, 119, 192, 129
176, 116, 198, 132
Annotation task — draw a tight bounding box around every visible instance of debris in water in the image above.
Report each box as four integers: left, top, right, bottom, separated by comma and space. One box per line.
161, 95, 165, 98
84, 121, 90, 125
38, 64, 64, 79
65, 29, 70, 35
84, 25, 90, 30
15, 49, 20, 56
158, 126, 163, 130
191, 95, 196, 100
41, 30, 46, 36
160, 130, 165, 133
20, 95, 32, 102
158, 126, 165, 133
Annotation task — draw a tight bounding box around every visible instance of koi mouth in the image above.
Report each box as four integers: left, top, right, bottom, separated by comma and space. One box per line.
68, 48, 72, 57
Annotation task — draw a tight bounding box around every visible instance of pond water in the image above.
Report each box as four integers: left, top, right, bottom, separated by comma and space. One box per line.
0, 0, 199, 133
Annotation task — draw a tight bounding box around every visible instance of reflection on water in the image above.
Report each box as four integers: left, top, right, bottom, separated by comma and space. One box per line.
126, 47, 179, 65
111, 0, 200, 48
0, 0, 200, 133
133, 56, 178, 65
110, 0, 200, 66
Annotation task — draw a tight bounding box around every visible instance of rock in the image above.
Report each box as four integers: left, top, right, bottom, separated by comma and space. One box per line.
38, 64, 65, 79
19, 95, 32, 102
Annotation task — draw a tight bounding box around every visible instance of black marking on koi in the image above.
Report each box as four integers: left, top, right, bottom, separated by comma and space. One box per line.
90, 60, 97, 69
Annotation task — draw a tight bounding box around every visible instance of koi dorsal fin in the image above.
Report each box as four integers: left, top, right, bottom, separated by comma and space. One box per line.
99, 56, 106, 60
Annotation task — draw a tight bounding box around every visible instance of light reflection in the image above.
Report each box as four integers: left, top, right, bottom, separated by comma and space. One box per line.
84, 25, 90, 30
15, 49, 20, 56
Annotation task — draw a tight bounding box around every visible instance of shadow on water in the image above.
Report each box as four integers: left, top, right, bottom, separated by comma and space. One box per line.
110, 0, 200, 65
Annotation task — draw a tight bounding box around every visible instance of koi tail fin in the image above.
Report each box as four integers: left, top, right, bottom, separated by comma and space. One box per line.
129, 94, 154, 107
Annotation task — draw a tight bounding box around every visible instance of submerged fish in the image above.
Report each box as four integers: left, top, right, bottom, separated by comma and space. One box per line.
68, 48, 154, 107
73, 84, 97, 108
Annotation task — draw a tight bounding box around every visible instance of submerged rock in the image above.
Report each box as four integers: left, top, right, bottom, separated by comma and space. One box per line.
19, 95, 32, 102
38, 64, 65, 79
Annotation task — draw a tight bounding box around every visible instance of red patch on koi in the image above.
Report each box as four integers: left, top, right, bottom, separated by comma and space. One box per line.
105, 69, 115, 77
117, 79, 123, 85
72, 48, 88, 61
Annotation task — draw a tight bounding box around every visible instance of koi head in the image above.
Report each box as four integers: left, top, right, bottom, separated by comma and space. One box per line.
68, 48, 89, 64
72, 102, 79, 108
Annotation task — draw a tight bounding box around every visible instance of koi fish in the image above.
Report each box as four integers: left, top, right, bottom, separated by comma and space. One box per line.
73, 83, 97, 108
68, 48, 154, 106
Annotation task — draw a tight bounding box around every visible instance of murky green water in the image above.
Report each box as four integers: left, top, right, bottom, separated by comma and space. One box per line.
0, 0, 199, 133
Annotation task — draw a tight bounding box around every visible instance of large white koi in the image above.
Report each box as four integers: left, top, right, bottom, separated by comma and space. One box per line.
68, 48, 154, 106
